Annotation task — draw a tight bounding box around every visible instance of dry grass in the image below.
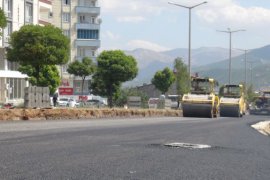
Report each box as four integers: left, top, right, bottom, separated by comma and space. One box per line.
0, 108, 181, 121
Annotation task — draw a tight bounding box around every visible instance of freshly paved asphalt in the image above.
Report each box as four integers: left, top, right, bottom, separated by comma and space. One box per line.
0, 115, 269, 180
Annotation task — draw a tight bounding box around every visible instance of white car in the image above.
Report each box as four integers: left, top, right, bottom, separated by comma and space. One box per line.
68, 99, 80, 108
57, 98, 70, 107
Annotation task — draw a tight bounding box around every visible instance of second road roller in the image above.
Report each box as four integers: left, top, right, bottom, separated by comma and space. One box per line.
182, 77, 220, 118
219, 84, 246, 117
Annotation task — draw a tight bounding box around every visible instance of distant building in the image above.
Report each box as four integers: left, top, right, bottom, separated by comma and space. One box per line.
135, 83, 177, 98
52, 0, 101, 96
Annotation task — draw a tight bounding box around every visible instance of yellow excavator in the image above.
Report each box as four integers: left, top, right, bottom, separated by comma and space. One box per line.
182, 77, 220, 118
219, 84, 246, 117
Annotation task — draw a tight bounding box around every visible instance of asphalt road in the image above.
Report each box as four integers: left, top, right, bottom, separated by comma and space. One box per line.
0, 115, 269, 180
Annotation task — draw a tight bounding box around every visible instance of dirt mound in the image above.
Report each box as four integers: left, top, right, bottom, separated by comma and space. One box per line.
0, 108, 181, 121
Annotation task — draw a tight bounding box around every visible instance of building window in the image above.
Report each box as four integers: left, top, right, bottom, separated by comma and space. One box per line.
6, 0, 12, 18
25, 2, 33, 23
77, 29, 99, 39
79, 15, 85, 23
7, 61, 19, 71
0, 48, 5, 70
62, 13, 70, 22
91, 1, 96, 6
63, 30, 70, 37
7, 21, 12, 36
77, 48, 85, 57
62, 65, 68, 73
7, 78, 26, 100
4, 21, 12, 43
92, 50, 96, 57
63, 0, 70, 5
91, 17, 95, 24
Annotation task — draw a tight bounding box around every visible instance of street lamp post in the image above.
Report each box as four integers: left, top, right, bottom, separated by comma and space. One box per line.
217, 28, 245, 84
247, 61, 255, 87
236, 48, 250, 88
168, 1, 207, 77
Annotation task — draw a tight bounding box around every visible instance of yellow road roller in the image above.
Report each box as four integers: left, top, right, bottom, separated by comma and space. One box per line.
219, 84, 246, 117
182, 77, 220, 118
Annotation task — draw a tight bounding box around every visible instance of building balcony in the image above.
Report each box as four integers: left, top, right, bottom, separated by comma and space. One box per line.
75, 39, 100, 48
75, 56, 97, 62
39, 0, 52, 26
75, 6, 100, 14
75, 22, 100, 30
39, 19, 51, 25
39, 0, 52, 5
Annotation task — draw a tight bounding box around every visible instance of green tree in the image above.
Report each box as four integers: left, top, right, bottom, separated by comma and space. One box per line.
219, 85, 225, 97
174, 58, 190, 96
7, 25, 70, 92
247, 85, 256, 102
114, 88, 149, 108
0, 8, 7, 36
91, 50, 138, 108
67, 57, 95, 95
152, 67, 175, 94
19, 65, 60, 94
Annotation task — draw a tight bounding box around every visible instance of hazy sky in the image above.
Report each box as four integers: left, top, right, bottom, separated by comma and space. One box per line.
99, 0, 270, 51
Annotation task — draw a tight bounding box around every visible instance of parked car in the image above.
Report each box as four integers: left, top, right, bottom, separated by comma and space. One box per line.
2, 103, 15, 109
57, 98, 70, 107
58, 98, 80, 108
85, 99, 105, 107
67, 99, 80, 108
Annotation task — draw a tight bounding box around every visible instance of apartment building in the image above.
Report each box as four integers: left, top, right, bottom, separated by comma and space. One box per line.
0, 0, 100, 103
0, 0, 53, 104
52, 0, 101, 96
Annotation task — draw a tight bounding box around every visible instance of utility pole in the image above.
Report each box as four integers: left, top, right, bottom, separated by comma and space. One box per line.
247, 61, 255, 87
235, 48, 250, 90
217, 28, 245, 84
168, 1, 207, 77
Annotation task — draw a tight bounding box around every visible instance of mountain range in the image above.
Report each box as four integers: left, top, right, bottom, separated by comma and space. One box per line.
124, 45, 270, 90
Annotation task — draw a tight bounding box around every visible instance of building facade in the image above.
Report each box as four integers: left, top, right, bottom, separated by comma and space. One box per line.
39, 0, 53, 26
52, 0, 101, 96
0, 0, 45, 104
0, 0, 99, 103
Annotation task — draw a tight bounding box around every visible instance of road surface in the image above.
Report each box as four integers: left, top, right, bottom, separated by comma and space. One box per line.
0, 115, 269, 179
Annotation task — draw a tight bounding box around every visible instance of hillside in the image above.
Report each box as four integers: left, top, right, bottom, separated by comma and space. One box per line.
194, 45, 270, 89
162, 47, 243, 66
124, 47, 243, 86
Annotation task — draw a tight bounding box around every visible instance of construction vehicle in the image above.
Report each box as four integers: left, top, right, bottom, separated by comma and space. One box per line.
219, 84, 246, 117
250, 91, 270, 115
182, 77, 220, 118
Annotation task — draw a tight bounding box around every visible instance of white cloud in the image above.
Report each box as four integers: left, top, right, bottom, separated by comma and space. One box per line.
100, 0, 270, 27
100, 0, 167, 21
117, 16, 146, 23
197, 0, 270, 27
127, 40, 170, 51
99, 0, 270, 50
101, 31, 120, 40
